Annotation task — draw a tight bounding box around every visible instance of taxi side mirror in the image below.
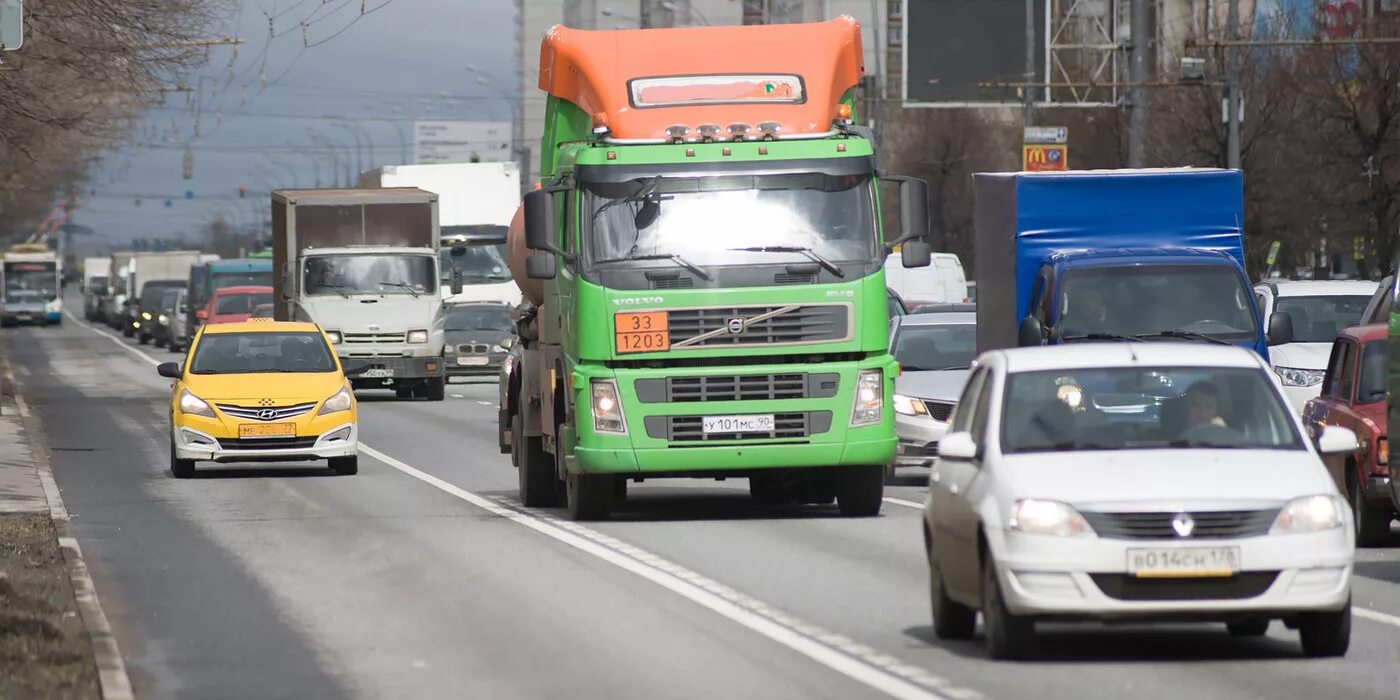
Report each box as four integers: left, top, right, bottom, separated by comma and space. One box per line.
156, 362, 182, 379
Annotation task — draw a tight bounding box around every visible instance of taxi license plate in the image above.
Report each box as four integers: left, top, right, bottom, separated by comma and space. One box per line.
1128, 546, 1240, 578
702, 414, 776, 434
457, 356, 490, 366
615, 311, 669, 354
359, 368, 394, 378
238, 423, 296, 438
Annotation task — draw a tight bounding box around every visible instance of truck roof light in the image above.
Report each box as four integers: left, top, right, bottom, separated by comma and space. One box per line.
665, 125, 689, 142
591, 112, 611, 137
695, 124, 721, 142
757, 121, 782, 140
835, 103, 852, 122
727, 123, 750, 140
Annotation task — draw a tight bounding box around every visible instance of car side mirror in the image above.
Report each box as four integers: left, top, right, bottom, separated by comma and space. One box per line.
526, 250, 557, 280
343, 365, 371, 378
901, 239, 932, 268
939, 431, 978, 461
1317, 425, 1358, 455
450, 269, 464, 296
1268, 310, 1294, 346
156, 362, 182, 379
523, 189, 554, 251
1018, 316, 1044, 347
196, 309, 208, 321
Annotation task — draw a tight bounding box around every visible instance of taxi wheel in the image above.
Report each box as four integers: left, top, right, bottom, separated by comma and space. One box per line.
1298, 599, 1351, 657
836, 466, 884, 516
169, 439, 195, 479
982, 554, 1035, 659
329, 456, 358, 476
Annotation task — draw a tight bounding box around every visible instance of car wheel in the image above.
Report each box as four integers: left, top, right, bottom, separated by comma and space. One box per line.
1349, 469, 1392, 547
1227, 618, 1270, 636
169, 439, 196, 479
566, 471, 612, 521
329, 456, 358, 475
1298, 599, 1351, 657
424, 377, 446, 402
929, 554, 976, 640
883, 464, 899, 485
138, 333, 150, 345
749, 475, 791, 505
982, 554, 1035, 659
836, 465, 884, 516
516, 413, 559, 507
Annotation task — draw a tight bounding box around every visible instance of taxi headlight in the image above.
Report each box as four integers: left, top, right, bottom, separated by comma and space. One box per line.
407, 329, 429, 343
1009, 499, 1095, 537
318, 387, 353, 416
893, 393, 928, 416
1270, 495, 1344, 534
179, 389, 215, 418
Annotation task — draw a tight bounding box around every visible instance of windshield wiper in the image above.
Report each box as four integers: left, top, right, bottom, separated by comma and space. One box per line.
728, 246, 845, 279
1136, 329, 1230, 345
1061, 332, 1142, 343
592, 176, 663, 222
378, 282, 423, 298
320, 284, 350, 299
594, 253, 713, 281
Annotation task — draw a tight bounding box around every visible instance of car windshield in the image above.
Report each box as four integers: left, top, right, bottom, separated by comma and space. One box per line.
445, 305, 512, 332
4, 262, 58, 301
251, 305, 274, 319
1275, 295, 1371, 343
189, 332, 336, 374
303, 255, 436, 296
892, 323, 976, 371
160, 290, 181, 310
1357, 340, 1386, 404
440, 243, 510, 283
1059, 265, 1258, 343
585, 172, 878, 269
1001, 366, 1302, 454
215, 292, 273, 315
140, 282, 184, 309
209, 271, 273, 295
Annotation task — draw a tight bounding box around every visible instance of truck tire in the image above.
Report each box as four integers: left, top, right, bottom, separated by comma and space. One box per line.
516, 413, 559, 507
395, 385, 414, 399
566, 471, 612, 521
836, 466, 884, 516
329, 456, 358, 475
749, 475, 791, 505
424, 377, 446, 402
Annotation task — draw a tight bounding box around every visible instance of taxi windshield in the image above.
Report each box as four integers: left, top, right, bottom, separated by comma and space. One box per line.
189, 332, 336, 374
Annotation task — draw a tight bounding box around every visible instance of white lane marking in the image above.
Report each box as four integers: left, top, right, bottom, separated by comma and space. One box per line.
475, 400, 493, 406
450, 394, 464, 399
883, 497, 924, 510
64, 312, 160, 367
1355, 606, 1400, 629
358, 444, 973, 700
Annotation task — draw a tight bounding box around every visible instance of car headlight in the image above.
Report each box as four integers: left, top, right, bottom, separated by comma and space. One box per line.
325, 330, 342, 345
893, 393, 928, 416
1270, 495, 1344, 534
142, 311, 153, 320
1274, 366, 1326, 387
407, 329, 429, 343
491, 344, 508, 354
179, 389, 215, 418
851, 369, 883, 426
318, 387, 353, 416
158, 314, 168, 324
591, 378, 626, 434
1008, 499, 1095, 537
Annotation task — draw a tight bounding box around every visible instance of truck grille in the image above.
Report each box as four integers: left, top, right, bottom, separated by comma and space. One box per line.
216, 402, 317, 421
634, 372, 839, 403
667, 304, 849, 347
1089, 572, 1278, 601
343, 332, 406, 344
1079, 509, 1280, 540
923, 400, 956, 422
644, 411, 832, 442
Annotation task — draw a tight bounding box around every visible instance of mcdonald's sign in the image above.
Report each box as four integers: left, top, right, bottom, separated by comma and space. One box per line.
1023, 144, 1068, 172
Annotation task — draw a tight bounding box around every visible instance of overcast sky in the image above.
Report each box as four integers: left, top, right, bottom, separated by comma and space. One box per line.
74, 0, 517, 252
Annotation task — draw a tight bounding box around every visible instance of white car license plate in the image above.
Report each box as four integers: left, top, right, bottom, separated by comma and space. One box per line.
359, 368, 394, 378
1127, 546, 1241, 578
702, 414, 775, 434
16, 314, 31, 322
457, 356, 490, 366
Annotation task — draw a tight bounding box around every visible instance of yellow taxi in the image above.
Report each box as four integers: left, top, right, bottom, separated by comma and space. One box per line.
157, 319, 360, 477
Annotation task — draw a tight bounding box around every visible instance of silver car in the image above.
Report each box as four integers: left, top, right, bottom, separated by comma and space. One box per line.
888, 311, 976, 481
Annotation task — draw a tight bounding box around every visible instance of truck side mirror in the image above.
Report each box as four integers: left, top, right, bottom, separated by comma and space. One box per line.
899, 177, 931, 243
526, 250, 557, 280
1268, 310, 1295, 346
450, 269, 464, 295
523, 189, 554, 251
901, 239, 932, 268
1018, 316, 1044, 347
281, 262, 296, 300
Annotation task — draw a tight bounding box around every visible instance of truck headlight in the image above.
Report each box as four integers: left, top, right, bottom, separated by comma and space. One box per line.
1009, 499, 1095, 537
318, 387, 353, 416
850, 369, 883, 426
1274, 366, 1325, 387
407, 329, 429, 343
1270, 495, 1344, 534
893, 393, 928, 416
591, 379, 626, 434
325, 330, 342, 345
179, 389, 215, 418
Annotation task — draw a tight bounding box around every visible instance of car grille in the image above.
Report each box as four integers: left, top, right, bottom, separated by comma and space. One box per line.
216, 436, 319, 450
667, 304, 849, 347
634, 372, 839, 403
644, 411, 832, 442
1079, 509, 1280, 540
1090, 572, 1278, 601
457, 343, 491, 354
343, 332, 406, 344
923, 400, 955, 422
899, 441, 940, 458
216, 402, 317, 421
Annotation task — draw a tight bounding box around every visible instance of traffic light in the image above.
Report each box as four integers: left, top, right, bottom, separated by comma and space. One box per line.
238, 184, 246, 198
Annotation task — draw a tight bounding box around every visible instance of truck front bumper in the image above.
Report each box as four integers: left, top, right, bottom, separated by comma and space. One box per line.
342, 355, 444, 382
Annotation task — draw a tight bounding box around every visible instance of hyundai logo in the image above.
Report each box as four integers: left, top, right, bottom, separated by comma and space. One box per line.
1171, 514, 1195, 538
726, 318, 745, 335
257, 408, 278, 420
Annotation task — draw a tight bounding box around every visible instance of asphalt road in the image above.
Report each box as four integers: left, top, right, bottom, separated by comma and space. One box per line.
6, 303, 1400, 699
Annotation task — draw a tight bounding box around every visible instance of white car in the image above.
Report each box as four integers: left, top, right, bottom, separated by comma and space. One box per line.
1255, 279, 1376, 412
922, 343, 1356, 659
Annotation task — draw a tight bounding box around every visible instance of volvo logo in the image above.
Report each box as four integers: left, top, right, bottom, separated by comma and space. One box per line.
726, 318, 745, 335
1171, 514, 1195, 538
257, 408, 278, 420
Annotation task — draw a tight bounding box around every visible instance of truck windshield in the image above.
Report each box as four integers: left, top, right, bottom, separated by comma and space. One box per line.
1274, 295, 1371, 343
3, 262, 59, 301
1059, 265, 1258, 343
189, 332, 337, 374
584, 172, 877, 271
209, 271, 273, 295
439, 244, 511, 283
1000, 366, 1301, 454
303, 254, 437, 296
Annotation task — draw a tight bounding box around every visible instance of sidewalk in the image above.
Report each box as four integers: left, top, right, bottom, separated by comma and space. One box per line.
0, 373, 48, 514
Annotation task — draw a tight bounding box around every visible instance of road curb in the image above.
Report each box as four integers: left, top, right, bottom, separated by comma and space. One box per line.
2, 351, 135, 700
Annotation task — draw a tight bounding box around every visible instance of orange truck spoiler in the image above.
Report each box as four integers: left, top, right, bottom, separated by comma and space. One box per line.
539, 17, 865, 142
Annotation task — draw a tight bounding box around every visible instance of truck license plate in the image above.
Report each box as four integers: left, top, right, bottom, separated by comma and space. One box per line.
702, 414, 776, 434
458, 356, 489, 366
1127, 546, 1240, 578
238, 422, 295, 438
615, 311, 670, 354
359, 368, 394, 378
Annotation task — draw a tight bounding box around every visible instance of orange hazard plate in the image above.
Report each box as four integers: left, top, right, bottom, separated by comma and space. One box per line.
615, 311, 670, 354
238, 422, 296, 438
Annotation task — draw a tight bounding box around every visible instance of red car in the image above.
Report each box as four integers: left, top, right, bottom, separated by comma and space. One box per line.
1301, 323, 1395, 546
200, 285, 274, 325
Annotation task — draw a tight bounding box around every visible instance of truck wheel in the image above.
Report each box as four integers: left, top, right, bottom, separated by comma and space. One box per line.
749, 475, 791, 505
395, 385, 414, 399
424, 377, 446, 402
613, 477, 628, 502
169, 439, 196, 479
516, 413, 559, 507
1348, 470, 1392, 547
566, 471, 612, 521
836, 466, 884, 516
1298, 600, 1351, 657
329, 456, 358, 475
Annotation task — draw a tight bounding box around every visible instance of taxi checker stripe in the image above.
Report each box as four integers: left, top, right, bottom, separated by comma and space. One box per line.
670, 305, 801, 348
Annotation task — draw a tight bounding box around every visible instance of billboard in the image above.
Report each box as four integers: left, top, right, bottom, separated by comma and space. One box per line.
904, 0, 1047, 106
413, 120, 512, 165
